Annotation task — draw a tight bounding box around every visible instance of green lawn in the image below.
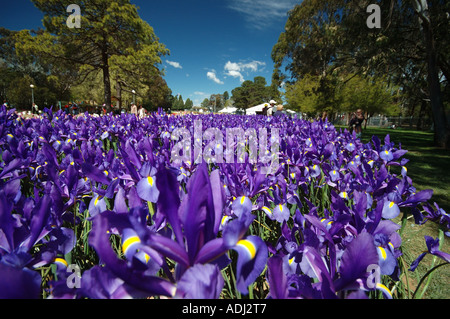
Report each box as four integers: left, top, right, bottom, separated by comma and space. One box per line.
359, 127, 450, 299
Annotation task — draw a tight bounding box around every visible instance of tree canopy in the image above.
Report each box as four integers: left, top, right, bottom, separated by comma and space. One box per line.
273, 0, 449, 147
13, 0, 170, 111
231, 76, 281, 110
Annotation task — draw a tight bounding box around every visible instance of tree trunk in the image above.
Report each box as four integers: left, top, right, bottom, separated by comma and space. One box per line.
116, 81, 122, 110
417, 99, 427, 130
417, 2, 450, 148
102, 47, 112, 113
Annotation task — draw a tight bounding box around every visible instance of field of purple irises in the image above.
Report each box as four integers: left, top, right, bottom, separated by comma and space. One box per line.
0, 105, 448, 299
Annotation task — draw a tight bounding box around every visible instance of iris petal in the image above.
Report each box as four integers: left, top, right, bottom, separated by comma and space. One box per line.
136, 175, 160, 203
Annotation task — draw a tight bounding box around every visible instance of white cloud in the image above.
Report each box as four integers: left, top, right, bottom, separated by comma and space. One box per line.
224, 60, 266, 82
227, 0, 299, 29
207, 71, 224, 84
166, 60, 182, 69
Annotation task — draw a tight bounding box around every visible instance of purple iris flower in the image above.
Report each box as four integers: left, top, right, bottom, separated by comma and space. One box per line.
334, 232, 379, 292
136, 175, 160, 203
381, 199, 401, 220
266, 255, 289, 299
410, 236, 450, 272
231, 195, 252, 218
345, 142, 356, 152
272, 204, 290, 223
175, 264, 224, 299
380, 149, 394, 162
232, 235, 268, 294
310, 164, 321, 178
0, 252, 42, 299
329, 168, 340, 182
88, 193, 107, 217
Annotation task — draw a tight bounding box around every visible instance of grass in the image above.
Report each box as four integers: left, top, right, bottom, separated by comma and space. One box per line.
359, 127, 450, 299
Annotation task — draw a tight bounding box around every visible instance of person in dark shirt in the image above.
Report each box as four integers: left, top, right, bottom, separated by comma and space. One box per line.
262, 104, 268, 116
349, 109, 365, 138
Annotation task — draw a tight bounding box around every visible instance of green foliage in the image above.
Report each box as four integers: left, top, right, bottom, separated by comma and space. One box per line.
201, 98, 210, 109
231, 76, 279, 110
285, 74, 321, 114
272, 0, 450, 146
0, 28, 73, 108
285, 72, 399, 117
172, 95, 185, 110
14, 0, 169, 109
184, 98, 194, 109
338, 74, 400, 116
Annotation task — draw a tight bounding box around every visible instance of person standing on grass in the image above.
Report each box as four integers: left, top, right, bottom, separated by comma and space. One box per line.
138, 105, 145, 118
131, 103, 138, 116
349, 113, 356, 134
32, 103, 39, 115
349, 109, 365, 138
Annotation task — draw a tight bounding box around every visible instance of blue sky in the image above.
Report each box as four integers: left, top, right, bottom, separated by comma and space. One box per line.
1, 0, 300, 106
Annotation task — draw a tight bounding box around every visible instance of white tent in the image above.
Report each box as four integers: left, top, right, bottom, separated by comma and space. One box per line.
219, 106, 237, 114
246, 103, 271, 115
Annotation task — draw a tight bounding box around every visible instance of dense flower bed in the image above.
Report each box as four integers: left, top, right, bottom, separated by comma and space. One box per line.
0, 105, 448, 299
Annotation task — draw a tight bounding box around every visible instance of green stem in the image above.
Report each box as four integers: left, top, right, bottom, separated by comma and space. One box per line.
248, 283, 254, 299
413, 262, 450, 299
222, 267, 234, 299
147, 201, 155, 218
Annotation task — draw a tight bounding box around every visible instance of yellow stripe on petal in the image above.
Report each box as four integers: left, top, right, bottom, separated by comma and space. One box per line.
240, 196, 246, 205
378, 247, 387, 260
237, 239, 256, 260
122, 236, 141, 255
376, 283, 393, 299
221, 216, 230, 225
54, 258, 68, 267
94, 196, 102, 206
262, 207, 272, 215
389, 202, 395, 209
147, 176, 154, 186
